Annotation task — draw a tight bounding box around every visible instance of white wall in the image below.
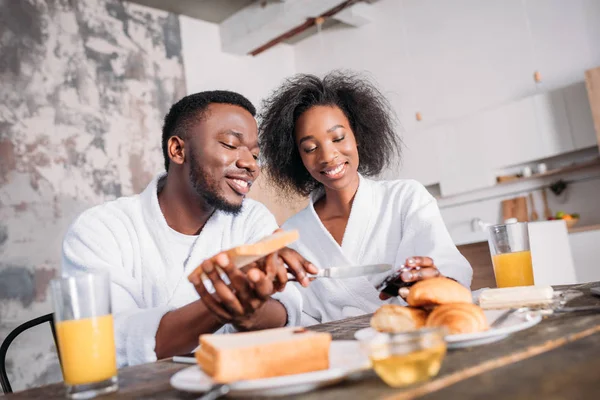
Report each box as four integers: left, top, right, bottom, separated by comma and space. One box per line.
294, 0, 600, 129
292, 0, 600, 243
180, 16, 295, 109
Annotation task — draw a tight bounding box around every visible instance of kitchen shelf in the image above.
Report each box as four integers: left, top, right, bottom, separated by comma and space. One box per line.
568, 224, 600, 234
495, 158, 600, 186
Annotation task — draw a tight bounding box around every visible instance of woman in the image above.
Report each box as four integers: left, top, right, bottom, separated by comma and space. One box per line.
259, 71, 472, 325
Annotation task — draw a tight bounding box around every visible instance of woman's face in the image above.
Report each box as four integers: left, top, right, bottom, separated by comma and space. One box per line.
294, 105, 360, 192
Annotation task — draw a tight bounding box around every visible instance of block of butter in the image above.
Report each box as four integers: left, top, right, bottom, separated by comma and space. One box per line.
196, 327, 332, 383
478, 286, 554, 309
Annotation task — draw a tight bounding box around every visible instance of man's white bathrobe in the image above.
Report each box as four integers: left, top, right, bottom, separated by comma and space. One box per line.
281, 175, 472, 326
61, 173, 300, 367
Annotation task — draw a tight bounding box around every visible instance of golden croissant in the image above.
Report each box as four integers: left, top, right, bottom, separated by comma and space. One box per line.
425, 303, 488, 335
370, 304, 428, 333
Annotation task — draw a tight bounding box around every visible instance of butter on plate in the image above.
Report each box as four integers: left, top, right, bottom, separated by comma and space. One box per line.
478, 286, 554, 309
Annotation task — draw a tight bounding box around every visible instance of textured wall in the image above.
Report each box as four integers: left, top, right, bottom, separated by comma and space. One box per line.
0, 0, 185, 391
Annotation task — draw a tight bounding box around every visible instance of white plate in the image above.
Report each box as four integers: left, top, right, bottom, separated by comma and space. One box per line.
170, 341, 369, 397
354, 309, 542, 350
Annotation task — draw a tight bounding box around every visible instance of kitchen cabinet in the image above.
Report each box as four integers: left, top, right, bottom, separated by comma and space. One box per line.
395, 124, 442, 186
532, 90, 574, 157
439, 115, 496, 197
563, 82, 598, 150
484, 96, 545, 167
434, 85, 595, 197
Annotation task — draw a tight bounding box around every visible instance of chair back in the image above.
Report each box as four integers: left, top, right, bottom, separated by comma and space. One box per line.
0, 313, 59, 394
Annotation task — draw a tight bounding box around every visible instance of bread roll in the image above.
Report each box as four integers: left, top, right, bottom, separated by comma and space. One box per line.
425, 303, 488, 335
370, 304, 428, 333
196, 327, 331, 383
188, 230, 299, 283
407, 277, 472, 307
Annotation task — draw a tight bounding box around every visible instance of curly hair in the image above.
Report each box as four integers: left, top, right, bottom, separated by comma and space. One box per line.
258, 70, 401, 197
162, 90, 256, 171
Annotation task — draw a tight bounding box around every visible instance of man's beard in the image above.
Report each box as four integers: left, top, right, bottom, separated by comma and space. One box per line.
188, 151, 243, 216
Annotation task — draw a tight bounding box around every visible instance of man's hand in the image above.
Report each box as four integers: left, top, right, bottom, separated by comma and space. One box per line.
189, 247, 317, 331
379, 256, 442, 300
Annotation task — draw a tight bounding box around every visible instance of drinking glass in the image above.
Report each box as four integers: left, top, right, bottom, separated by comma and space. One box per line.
488, 222, 535, 288
51, 271, 118, 399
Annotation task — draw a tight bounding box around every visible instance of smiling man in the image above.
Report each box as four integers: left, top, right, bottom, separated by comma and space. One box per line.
61, 91, 315, 367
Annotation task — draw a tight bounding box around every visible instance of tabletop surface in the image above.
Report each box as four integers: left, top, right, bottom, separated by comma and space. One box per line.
7, 282, 600, 399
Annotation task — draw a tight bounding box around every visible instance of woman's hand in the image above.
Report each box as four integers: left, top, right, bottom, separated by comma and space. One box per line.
379, 256, 442, 300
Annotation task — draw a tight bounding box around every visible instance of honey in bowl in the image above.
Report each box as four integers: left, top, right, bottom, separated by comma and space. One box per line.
370, 343, 446, 387
358, 328, 447, 388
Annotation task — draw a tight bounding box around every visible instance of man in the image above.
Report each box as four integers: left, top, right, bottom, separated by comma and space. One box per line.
62, 91, 316, 367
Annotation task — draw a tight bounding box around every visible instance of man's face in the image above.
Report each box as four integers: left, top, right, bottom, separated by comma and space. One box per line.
185, 103, 259, 215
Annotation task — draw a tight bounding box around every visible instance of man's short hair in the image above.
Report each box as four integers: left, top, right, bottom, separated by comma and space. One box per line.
161, 90, 256, 171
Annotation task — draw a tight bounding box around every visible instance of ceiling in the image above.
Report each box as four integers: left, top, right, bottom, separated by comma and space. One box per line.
125, 0, 378, 51
126, 0, 256, 23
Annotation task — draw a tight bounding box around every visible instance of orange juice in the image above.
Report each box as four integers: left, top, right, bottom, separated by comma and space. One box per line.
56, 314, 117, 385
492, 250, 534, 288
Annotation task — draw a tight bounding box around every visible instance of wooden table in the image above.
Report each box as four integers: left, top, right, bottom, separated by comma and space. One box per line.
8, 282, 600, 399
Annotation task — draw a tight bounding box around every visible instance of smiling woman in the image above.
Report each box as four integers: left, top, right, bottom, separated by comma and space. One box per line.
257, 70, 473, 326
259, 70, 401, 198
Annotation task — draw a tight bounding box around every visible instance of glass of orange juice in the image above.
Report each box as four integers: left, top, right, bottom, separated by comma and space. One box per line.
488, 222, 534, 288
51, 271, 118, 399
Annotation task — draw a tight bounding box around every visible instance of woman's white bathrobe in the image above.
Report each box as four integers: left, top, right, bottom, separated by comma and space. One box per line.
281, 175, 472, 326
61, 173, 300, 367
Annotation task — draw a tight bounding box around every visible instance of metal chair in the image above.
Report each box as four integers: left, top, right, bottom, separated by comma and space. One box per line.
0, 313, 59, 394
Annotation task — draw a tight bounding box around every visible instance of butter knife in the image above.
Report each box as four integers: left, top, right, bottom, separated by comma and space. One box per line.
288, 263, 393, 281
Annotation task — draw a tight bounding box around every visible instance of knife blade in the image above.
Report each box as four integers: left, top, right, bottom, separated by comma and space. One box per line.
288, 264, 393, 281
553, 305, 600, 313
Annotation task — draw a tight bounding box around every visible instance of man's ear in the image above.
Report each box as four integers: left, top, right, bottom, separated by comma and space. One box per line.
167, 136, 186, 166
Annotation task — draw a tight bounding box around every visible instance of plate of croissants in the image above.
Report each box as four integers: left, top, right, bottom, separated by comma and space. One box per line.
357, 277, 542, 349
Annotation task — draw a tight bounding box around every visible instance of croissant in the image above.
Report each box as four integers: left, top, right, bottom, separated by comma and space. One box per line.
370, 304, 428, 333
407, 277, 472, 307
425, 303, 488, 335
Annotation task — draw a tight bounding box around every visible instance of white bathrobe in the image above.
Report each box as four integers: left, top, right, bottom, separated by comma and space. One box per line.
61, 173, 300, 367
281, 175, 472, 325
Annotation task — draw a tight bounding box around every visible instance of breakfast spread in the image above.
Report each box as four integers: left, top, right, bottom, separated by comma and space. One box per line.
371, 277, 488, 335
195, 327, 331, 383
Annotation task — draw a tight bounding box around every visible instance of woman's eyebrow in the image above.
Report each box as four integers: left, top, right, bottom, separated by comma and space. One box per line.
298, 135, 315, 145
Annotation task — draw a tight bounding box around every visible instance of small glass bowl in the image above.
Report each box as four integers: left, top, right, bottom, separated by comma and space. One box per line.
355, 327, 447, 388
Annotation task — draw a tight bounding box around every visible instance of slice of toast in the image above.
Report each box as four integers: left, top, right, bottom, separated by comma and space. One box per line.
195, 327, 331, 383
187, 230, 299, 283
